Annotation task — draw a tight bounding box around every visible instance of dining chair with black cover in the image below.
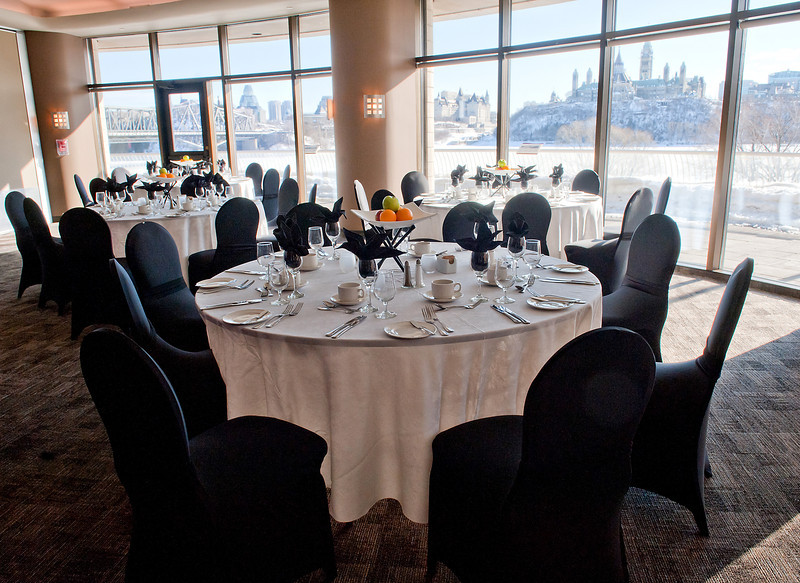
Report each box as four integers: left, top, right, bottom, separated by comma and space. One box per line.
428, 327, 655, 583
23, 197, 70, 314
371, 188, 395, 211
655, 177, 672, 214
110, 258, 226, 438
631, 257, 753, 536
564, 187, 654, 295
501, 192, 551, 255
4, 191, 42, 299
188, 197, 260, 292
602, 213, 681, 361
73, 174, 95, 207
59, 208, 127, 339
278, 177, 300, 216
80, 328, 336, 583
262, 167, 281, 223
89, 177, 106, 203
442, 201, 484, 243
308, 183, 318, 205
282, 164, 291, 181
571, 168, 600, 195
125, 222, 209, 352
245, 162, 264, 199
400, 170, 429, 204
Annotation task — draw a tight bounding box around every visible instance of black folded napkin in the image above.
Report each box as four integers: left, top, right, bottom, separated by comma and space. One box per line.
339, 228, 403, 261
104, 177, 127, 194
550, 163, 564, 187
146, 161, 159, 175
511, 165, 536, 190
273, 215, 310, 258
450, 164, 468, 187
211, 172, 229, 190
465, 201, 499, 225
457, 220, 503, 253
505, 212, 529, 238
469, 166, 493, 187
138, 180, 165, 200
322, 197, 347, 224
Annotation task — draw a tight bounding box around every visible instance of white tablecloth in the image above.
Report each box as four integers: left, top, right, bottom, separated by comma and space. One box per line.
197, 245, 602, 523
413, 193, 603, 259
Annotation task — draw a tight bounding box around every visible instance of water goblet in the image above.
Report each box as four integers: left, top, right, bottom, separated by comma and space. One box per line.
494, 255, 516, 304
357, 259, 379, 313
224, 186, 233, 198
269, 262, 289, 305
308, 226, 326, 260
325, 221, 341, 260
284, 250, 304, 299
523, 239, 541, 278
256, 241, 274, 283
373, 270, 397, 319
507, 234, 525, 281
470, 250, 489, 302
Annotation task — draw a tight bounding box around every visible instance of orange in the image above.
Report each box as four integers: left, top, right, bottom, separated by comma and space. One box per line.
165, 173, 174, 178
379, 209, 397, 222
396, 207, 412, 221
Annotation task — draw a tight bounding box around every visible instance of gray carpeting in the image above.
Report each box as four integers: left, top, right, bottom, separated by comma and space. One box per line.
0, 231, 798, 582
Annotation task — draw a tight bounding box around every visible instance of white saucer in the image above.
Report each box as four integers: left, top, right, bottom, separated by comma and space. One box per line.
421, 291, 463, 303
549, 264, 589, 274
330, 294, 362, 306
526, 298, 570, 310
196, 276, 237, 289
384, 321, 435, 339
223, 308, 271, 325
300, 262, 322, 272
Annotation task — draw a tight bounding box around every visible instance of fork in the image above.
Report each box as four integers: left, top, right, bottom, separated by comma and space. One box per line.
253, 302, 293, 328
435, 298, 486, 310
428, 305, 454, 333
198, 279, 254, 294
422, 306, 449, 336
263, 302, 303, 328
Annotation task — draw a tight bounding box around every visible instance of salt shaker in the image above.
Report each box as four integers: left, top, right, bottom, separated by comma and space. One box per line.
403, 260, 414, 288
414, 259, 425, 288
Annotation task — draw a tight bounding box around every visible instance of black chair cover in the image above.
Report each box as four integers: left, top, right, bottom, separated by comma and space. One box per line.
80, 328, 336, 582
262, 168, 281, 223
400, 171, 429, 204
428, 327, 655, 582
631, 258, 753, 536
571, 168, 600, 195
501, 192, 552, 255
308, 183, 318, 205
284, 202, 333, 247
4, 191, 42, 298
245, 162, 264, 199
442, 201, 484, 243
89, 177, 106, 203
23, 197, 69, 314
125, 222, 209, 352
278, 178, 300, 216
73, 174, 95, 207
371, 188, 395, 211
602, 213, 681, 361
655, 177, 672, 214
282, 164, 291, 181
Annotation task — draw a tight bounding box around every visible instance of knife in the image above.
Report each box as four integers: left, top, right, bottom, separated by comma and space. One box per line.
538, 278, 598, 285
492, 304, 529, 324
326, 315, 366, 338
502, 305, 531, 324
226, 269, 267, 275
199, 298, 269, 310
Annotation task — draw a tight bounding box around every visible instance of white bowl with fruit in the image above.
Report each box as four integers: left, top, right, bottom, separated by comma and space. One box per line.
351, 195, 435, 229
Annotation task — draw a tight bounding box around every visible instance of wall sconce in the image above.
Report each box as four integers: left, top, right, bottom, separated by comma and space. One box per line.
363, 95, 385, 118
52, 111, 70, 130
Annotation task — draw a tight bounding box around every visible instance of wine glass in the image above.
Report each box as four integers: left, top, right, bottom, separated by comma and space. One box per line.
96, 190, 107, 214
507, 234, 525, 281
494, 255, 515, 304
470, 250, 489, 302
523, 239, 542, 280
308, 226, 325, 260
256, 241, 274, 284
357, 259, 379, 313
284, 250, 304, 299
325, 221, 341, 260
373, 270, 397, 319
269, 262, 289, 305
195, 187, 206, 208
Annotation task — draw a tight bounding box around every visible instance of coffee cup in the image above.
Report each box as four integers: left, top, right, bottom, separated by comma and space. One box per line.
137, 203, 152, 215
410, 241, 431, 256
182, 199, 195, 211
301, 251, 319, 270
431, 279, 461, 300
338, 281, 365, 303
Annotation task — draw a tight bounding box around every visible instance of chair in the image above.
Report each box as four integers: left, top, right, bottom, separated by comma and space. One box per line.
571, 168, 600, 195
564, 187, 654, 295
4, 191, 42, 298
245, 162, 264, 199
353, 180, 371, 232
501, 192, 552, 255
125, 222, 209, 352
89, 178, 106, 203
655, 177, 672, 214
282, 164, 291, 181
111, 258, 226, 438
59, 208, 127, 339
262, 168, 281, 223
73, 174, 96, 207
23, 197, 70, 314
400, 171, 429, 204
428, 327, 655, 582
308, 183, 318, 205
80, 328, 336, 583
602, 214, 681, 361
371, 188, 395, 211
442, 201, 484, 242
278, 177, 299, 216
631, 258, 753, 536
187, 198, 260, 292
111, 167, 130, 184
284, 203, 333, 247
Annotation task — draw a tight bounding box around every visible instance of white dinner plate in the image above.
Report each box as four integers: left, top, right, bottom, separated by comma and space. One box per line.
384, 321, 435, 339
222, 308, 272, 325
330, 294, 362, 306
549, 264, 589, 274
196, 276, 237, 289
526, 298, 570, 310
421, 291, 463, 303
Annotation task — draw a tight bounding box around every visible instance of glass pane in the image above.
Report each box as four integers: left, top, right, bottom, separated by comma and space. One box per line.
428, 0, 499, 55
616, 0, 730, 30
209, 80, 229, 169
93, 35, 152, 84
301, 77, 336, 205
157, 28, 221, 80
229, 80, 296, 180
748, 0, 796, 8
606, 33, 728, 267
508, 48, 599, 189
299, 12, 332, 70
169, 92, 204, 152
511, 0, 600, 46
727, 20, 800, 285
426, 60, 498, 192
227, 19, 290, 75
96, 89, 161, 175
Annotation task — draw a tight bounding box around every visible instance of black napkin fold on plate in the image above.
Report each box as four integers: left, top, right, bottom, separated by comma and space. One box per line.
505, 212, 529, 238
211, 172, 229, 189
511, 165, 536, 189
339, 228, 403, 260
456, 221, 503, 253
322, 197, 347, 224
450, 164, 468, 187
273, 214, 310, 257
138, 180, 165, 199
550, 163, 564, 186
104, 177, 127, 194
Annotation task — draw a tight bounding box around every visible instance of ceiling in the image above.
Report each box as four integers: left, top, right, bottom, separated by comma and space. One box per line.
0, 0, 327, 37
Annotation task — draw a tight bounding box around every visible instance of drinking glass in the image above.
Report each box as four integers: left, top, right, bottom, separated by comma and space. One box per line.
96, 191, 107, 213
269, 262, 289, 305
357, 259, 379, 313
494, 255, 516, 304
308, 226, 325, 260
523, 239, 542, 279
224, 186, 233, 198
284, 250, 304, 299
507, 234, 525, 281
420, 253, 438, 275
470, 250, 489, 302
195, 187, 206, 208
325, 221, 341, 260
373, 270, 397, 319
256, 241, 274, 283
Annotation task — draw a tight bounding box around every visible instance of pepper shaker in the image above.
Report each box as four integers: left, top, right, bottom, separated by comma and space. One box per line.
414, 259, 425, 288
403, 260, 414, 288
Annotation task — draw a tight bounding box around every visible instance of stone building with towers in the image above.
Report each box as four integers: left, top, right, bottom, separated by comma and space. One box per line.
434, 88, 493, 126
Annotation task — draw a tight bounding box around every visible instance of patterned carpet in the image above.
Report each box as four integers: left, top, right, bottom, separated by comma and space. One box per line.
1, 230, 798, 582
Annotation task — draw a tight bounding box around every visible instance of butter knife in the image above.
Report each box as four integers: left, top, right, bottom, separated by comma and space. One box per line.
327, 315, 366, 338
492, 303, 527, 324
199, 298, 269, 310
539, 278, 598, 285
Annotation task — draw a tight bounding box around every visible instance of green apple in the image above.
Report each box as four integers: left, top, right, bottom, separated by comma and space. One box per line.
382, 195, 400, 212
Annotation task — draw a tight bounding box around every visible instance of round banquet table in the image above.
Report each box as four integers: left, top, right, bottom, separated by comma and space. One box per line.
414, 192, 603, 259
197, 244, 602, 523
